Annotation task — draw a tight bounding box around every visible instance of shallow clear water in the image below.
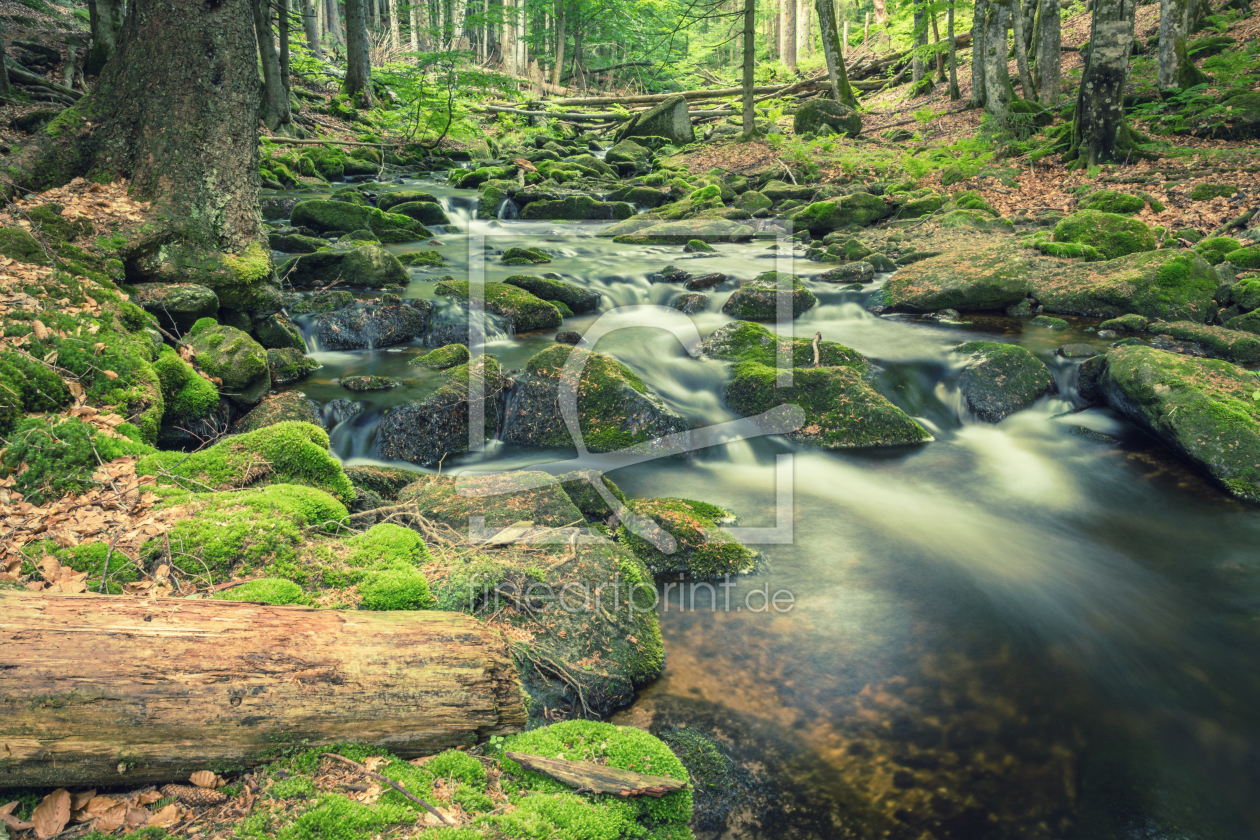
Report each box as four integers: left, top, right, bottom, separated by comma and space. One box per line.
279, 177, 1260, 839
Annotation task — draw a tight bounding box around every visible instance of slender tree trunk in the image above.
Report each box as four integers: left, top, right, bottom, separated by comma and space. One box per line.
947, 0, 960, 98
254, 0, 293, 132
1036, 0, 1060, 103
327, 0, 346, 46
1022, 0, 1037, 50
873, 0, 886, 22
280, 0, 292, 91
369, 0, 379, 32
799, 0, 809, 57
408, 0, 419, 49
911, 0, 926, 84
0, 24, 10, 93
816, 0, 858, 107
782, 0, 796, 69
929, 5, 945, 81
552, 0, 565, 85
482, 0, 489, 58
1070, 0, 1137, 165
86, 0, 125, 74
303, 0, 323, 57
343, 0, 374, 103
317, 0, 327, 46
1158, 0, 1207, 89
1009, 0, 1035, 97
983, 0, 1014, 120
743, 0, 755, 138
387, 0, 400, 47
2, 0, 268, 299
449, 0, 465, 48
970, 0, 988, 107
502, 0, 516, 73
417, 0, 430, 49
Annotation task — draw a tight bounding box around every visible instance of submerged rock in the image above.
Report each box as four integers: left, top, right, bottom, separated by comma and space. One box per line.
377, 356, 507, 466
411, 343, 470, 370
620, 497, 756, 579
503, 345, 689, 453
722, 272, 818, 321
340, 375, 401, 392
1100, 345, 1260, 502
954, 341, 1055, 422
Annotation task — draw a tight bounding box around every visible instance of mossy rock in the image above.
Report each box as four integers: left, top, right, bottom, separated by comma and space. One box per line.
899, 193, 945, 220
503, 274, 599, 314
137, 421, 354, 501
792, 193, 892, 235
721, 271, 817, 321
289, 290, 356, 315
341, 374, 400, 391
268, 231, 327, 253
1098, 313, 1149, 332
376, 357, 507, 466
880, 243, 1034, 311
383, 200, 450, 227
0, 416, 150, 506
606, 185, 667, 208
503, 345, 689, 453
309, 299, 431, 350
397, 249, 447, 268
1151, 321, 1260, 364
130, 283, 219, 333
1052, 210, 1157, 259
377, 190, 439, 212
1188, 183, 1236, 201
266, 347, 320, 385
25, 204, 93, 242
399, 471, 584, 533
1078, 189, 1147, 215
186, 318, 270, 406
234, 390, 321, 433
619, 497, 755, 578
793, 99, 862, 137
501, 246, 552, 265
367, 208, 431, 242
0, 227, 51, 265
412, 343, 470, 369
606, 218, 755, 245
1032, 250, 1218, 322
735, 190, 772, 212
521, 195, 634, 221
1033, 239, 1105, 261
1100, 345, 1260, 502
954, 341, 1055, 422
278, 245, 408, 289
1194, 236, 1241, 266
291, 199, 372, 233
1030, 315, 1069, 329
344, 466, 419, 500
558, 469, 627, 520
1224, 245, 1260, 269
436, 280, 562, 333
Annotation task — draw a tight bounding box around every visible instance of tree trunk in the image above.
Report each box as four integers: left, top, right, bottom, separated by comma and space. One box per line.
816, 0, 858, 107
85, 0, 124, 75
983, 0, 1014, 120
911, 0, 926, 84
970, 0, 988, 107
1036, 0, 1060, 103
255, 0, 294, 132
370, 0, 379, 33
1022, 0, 1037, 51
1069, 0, 1138, 165
417, 0, 430, 50
1158, 0, 1207, 89
873, 0, 886, 23
387, 0, 400, 47
304, 0, 323, 58
327, 0, 346, 46
502, 0, 516, 73
343, 0, 374, 104
1008, 0, 1035, 98
2, 0, 268, 297
0, 24, 10, 94
409, 0, 419, 50
799, 0, 810, 57
552, 0, 565, 85
782, 0, 796, 69
449, 0, 466, 49
0, 592, 527, 788
947, 0, 960, 99
280, 0, 292, 94
930, 5, 946, 81
743, 0, 755, 138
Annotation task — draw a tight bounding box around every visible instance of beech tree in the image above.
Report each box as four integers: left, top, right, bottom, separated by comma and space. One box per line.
1158, 0, 1210, 90
3, 0, 265, 292
1035, 0, 1060, 104
86, 0, 124, 74
982, 0, 1014, 119
303, 0, 323, 59
1067, 0, 1147, 165
255, 0, 293, 132
1008, 0, 1035, 98
969, 0, 987, 108
343, 0, 374, 105
947, 0, 960, 99
816, 0, 859, 107
743, 0, 755, 138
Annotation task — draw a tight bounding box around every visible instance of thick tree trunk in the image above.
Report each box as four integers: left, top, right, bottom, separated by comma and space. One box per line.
343, 0, 374, 104
970, 0, 988, 107
388, 0, 401, 47
255, 0, 294, 132
304, 0, 323, 58
782, 0, 796, 69
2, 0, 267, 299
0, 24, 10, 94
873, 0, 886, 23
552, 0, 565, 85
327, 0, 346, 47
1008, 0, 1035, 98
502, 0, 517, 74
0, 592, 527, 788
1070, 0, 1137, 165
410, 0, 420, 50
1158, 0, 1207, 89
983, 0, 1014, 120
947, 0, 960, 99
1036, 0, 1060, 102
85, 0, 124, 75
1022, 0, 1037, 51
281, 0, 294, 105
816, 0, 858, 108
743, 0, 755, 138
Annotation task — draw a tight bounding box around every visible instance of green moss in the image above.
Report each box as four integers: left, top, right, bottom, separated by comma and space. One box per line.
397, 250, 447, 267
1188, 183, 1236, 201
1033, 239, 1105, 261
1, 416, 151, 504
503, 275, 599, 314
215, 578, 308, 605
277, 794, 417, 840
23, 538, 143, 593
43, 105, 85, 139
187, 321, 270, 405
701, 320, 865, 369
0, 227, 50, 265
137, 421, 355, 501
1052, 210, 1157, 259
153, 346, 220, 425
791, 193, 891, 235
1099, 313, 1149, 332
954, 341, 1055, 421
619, 497, 755, 578
1224, 245, 1260, 269
412, 343, 470, 369
436, 280, 563, 332
1152, 321, 1260, 364
720, 271, 817, 321
358, 569, 435, 610
559, 470, 627, 520
425, 750, 487, 787
952, 190, 998, 216
1078, 189, 1146, 215
1194, 236, 1240, 265
501, 246, 552, 265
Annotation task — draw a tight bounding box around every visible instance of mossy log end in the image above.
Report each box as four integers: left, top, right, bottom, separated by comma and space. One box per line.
0, 592, 527, 789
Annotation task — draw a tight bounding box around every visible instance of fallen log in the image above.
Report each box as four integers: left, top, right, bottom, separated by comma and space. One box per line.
475, 104, 631, 121
505, 752, 690, 798
0, 591, 527, 788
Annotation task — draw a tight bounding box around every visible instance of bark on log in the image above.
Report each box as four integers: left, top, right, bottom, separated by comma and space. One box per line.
505, 752, 690, 797
0, 592, 527, 789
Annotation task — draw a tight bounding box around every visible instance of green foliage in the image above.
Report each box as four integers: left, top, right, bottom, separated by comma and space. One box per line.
215, 578, 308, 605
358, 569, 436, 610
1, 416, 151, 504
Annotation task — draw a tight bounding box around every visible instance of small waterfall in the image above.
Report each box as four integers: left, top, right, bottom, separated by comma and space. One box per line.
497, 198, 520, 220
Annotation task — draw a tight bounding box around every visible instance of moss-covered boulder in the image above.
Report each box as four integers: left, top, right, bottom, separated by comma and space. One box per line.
377, 357, 507, 465
309, 299, 431, 350
954, 341, 1055, 422
899, 193, 945, 219
267, 231, 327, 253
671, 291, 708, 313
436, 280, 563, 333
501, 246, 552, 265
735, 190, 773, 213
521, 195, 634, 221
149, 345, 219, 439
792, 193, 892, 235
252, 312, 305, 350
138, 421, 354, 501
377, 190, 439, 212
266, 347, 320, 385
279, 245, 408, 289
503, 345, 689, 453
1033, 250, 1217, 321
1100, 345, 1260, 502
620, 497, 755, 578
1149, 321, 1260, 364
1078, 190, 1147, 215
0, 227, 51, 264
794, 99, 862, 137
1189, 183, 1236, 201
365, 208, 430, 243
187, 318, 270, 406
383, 200, 450, 226
234, 390, 321, 433
1099, 313, 1150, 333
761, 180, 816, 203
1052, 210, 1157, 259
703, 321, 931, 448
1224, 309, 1260, 335
721, 271, 817, 320
605, 138, 653, 165
449, 164, 513, 189
503, 274, 599, 314
617, 93, 695, 145
291, 199, 371, 233
1224, 245, 1260, 269
880, 243, 1034, 311
607, 185, 668, 208
1193, 236, 1240, 265
130, 283, 219, 333
411, 343, 470, 369
289, 290, 356, 315
607, 218, 755, 244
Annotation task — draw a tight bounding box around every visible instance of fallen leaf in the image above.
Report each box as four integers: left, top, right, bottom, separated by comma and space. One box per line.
135, 791, 162, 806
103, 370, 118, 380
0, 801, 34, 832
190, 770, 219, 789
31, 789, 70, 839
363, 756, 391, 773
147, 803, 181, 828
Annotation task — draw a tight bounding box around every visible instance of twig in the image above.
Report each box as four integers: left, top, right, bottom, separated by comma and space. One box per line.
321, 753, 451, 825
777, 159, 797, 185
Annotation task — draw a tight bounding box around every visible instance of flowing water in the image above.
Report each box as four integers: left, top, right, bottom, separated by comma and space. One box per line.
278, 177, 1260, 839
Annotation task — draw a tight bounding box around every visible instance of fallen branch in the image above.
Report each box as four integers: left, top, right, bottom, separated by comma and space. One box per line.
474, 104, 630, 121
322, 753, 451, 825
261, 137, 393, 147
504, 752, 690, 798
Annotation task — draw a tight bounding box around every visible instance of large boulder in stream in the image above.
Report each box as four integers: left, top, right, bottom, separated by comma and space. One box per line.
792, 193, 892, 235
308, 299, 433, 350
722, 271, 817, 321
520, 196, 634, 221
616, 94, 695, 146
620, 497, 757, 579
504, 274, 600, 314
606, 218, 755, 245
1100, 345, 1260, 502
290, 200, 429, 241
702, 322, 932, 448
436, 280, 563, 333
278, 245, 408, 289
954, 341, 1055, 422
376, 357, 507, 466
503, 345, 690, 453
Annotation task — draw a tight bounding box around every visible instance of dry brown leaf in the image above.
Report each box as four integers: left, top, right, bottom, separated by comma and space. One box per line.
135, 791, 162, 806
0, 800, 35, 832
190, 770, 219, 789
147, 803, 181, 828
124, 804, 151, 827
363, 756, 391, 773
31, 788, 71, 839
103, 370, 118, 380
31, 320, 49, 340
